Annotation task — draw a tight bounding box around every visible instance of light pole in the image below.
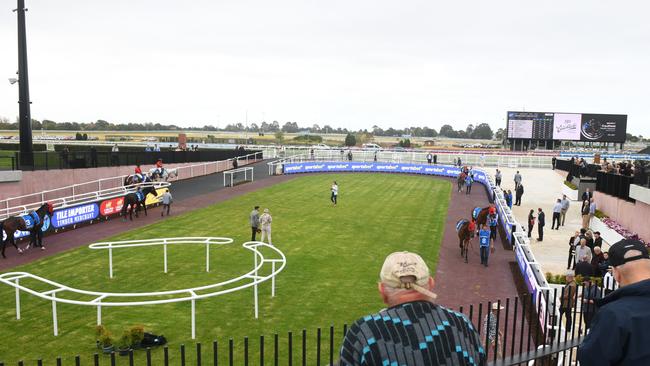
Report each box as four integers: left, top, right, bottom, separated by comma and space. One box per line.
15, 0, 34, 167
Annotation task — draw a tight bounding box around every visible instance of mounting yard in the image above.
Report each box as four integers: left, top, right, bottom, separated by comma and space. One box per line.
0, 174, 451, 364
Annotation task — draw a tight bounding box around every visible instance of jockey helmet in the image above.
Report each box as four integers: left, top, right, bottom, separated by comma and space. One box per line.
489, 206, 496, 215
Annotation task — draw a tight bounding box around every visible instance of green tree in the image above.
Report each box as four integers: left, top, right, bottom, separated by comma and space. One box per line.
439, 124, 456, 138
344, 133, 357, 146
471, 123, 494, 140
274, 131, 284, 141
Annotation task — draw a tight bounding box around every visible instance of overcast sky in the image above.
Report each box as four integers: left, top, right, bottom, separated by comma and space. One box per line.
1, 0, 649, 135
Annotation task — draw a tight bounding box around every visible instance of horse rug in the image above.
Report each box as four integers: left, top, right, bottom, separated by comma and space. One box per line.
456, 219, 469, 233
135, 191, 145, 202
20, 212, 41, 230
472, 207, 483, 220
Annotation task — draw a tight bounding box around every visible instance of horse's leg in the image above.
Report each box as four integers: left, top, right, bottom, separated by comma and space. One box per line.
142, 201, 147, 216
11, 235, 22, 254
464, 240, 468, 263
1, 238, 5, 259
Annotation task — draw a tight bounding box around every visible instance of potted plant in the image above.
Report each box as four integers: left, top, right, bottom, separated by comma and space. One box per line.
117, 330, 132, 356
129, 325, 145, 349
99, 331, 114, 354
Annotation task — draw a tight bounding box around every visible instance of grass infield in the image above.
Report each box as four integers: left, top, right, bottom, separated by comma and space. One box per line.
0, 173, 451, 364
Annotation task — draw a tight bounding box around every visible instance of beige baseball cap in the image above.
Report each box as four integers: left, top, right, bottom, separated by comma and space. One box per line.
380, 252, 437, 300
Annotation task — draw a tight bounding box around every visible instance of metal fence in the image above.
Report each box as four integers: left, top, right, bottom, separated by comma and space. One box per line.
0, 285, 600, 366
11, 149, 260, 171
596, 171, 634, 201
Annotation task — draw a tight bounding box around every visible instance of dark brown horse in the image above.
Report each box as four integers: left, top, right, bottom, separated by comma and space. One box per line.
121, 186, 158, 221
456, 219, 475, 263
456, 172, 467, 193
1, 203, 54, 259
472, 206, 492, 233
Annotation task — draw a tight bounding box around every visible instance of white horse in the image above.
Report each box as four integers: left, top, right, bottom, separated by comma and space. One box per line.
149, 167, 178, 181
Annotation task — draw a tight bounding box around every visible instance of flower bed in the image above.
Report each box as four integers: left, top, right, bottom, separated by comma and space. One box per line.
600, 217, 648, 246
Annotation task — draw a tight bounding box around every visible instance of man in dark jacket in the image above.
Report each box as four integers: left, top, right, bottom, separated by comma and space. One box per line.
578, 239, 650, 365
515, 184, 524, 206
536, 208, 545, 242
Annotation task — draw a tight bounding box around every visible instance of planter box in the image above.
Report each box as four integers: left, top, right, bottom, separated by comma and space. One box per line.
562, 184, 579, 201
590, 217, 625, 247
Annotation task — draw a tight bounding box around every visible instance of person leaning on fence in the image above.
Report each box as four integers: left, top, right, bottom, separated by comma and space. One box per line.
259, 208, 272, 245
339, 251, 485, 366
483, 302, 504, 360
160, 190, 173, 216
578, 239, 650, 365
559, 270, 577, 330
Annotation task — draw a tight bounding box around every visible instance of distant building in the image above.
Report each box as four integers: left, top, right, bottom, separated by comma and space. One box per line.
424, 140, 435, 146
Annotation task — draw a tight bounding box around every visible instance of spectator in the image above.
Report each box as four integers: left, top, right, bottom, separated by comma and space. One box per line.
465, 173, 473, 195
433, 154, 437, 164
457, 157, 462, 167
560, 195, 570, 226
339, 252, 485, 366
552, 156, 557, 170
576, 255, 594, 278
331, 181, 339, 206
551, 198, 562, 230
426, 152, 433, 164
585, 230, 595, 250
514, 171, 522, 188
90, 146, 98, 168
145, 145, 152, 152
567, 230, 580, 269
591, 246, 605, 277
505, 190, 512, 209
259, 208, 273, 245
495, 169, 502, 187
581, 199, 590, 229
249, 206, 260, 241
60, 147, 70, 168
593, 231, 603, 249
581, 278, 602, 332
347, 150, 353, 161
602, 266, 617, 296
598, 251, 611, 274
483, 302, 504, 360
487, 208, 499, 244
559, 270, 577, 330
588, 198, 597, 226
515, 184, 524, 206
527, 209, 535, 238
581, 188, 593, 202
536, 208, 545, 242
111, 144, 120, 166
160, 190, 172, 216
575, 238, 593, 267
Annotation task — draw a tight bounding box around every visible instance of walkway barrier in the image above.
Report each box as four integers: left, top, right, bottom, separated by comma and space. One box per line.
0, 238, 286, 339
1, 181, 171, 242
223, 167, 254, 187
269, 155, 553, 339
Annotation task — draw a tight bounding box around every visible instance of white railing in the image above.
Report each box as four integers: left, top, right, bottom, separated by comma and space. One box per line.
0, 238, 286, 339
0, 151, 264, 219
266, 150, 552, 174
0, 181, 171, 221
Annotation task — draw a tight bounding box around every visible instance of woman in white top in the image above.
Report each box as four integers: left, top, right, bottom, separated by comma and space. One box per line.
260, 208, 273, 245
331, 181, 338, 205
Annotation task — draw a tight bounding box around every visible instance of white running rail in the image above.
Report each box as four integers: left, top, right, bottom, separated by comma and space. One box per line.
0, 238, 286, 339
0, 181, 171, 221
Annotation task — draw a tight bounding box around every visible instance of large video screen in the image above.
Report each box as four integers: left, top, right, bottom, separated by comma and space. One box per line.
506, 111, 627, 142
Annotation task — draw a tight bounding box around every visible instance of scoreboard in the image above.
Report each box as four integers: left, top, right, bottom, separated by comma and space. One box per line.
506, 111, 627, 142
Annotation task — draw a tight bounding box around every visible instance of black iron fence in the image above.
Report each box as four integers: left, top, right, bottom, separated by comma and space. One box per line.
596, 171, 634, 201
0, 284, 603, 366
555, 159, 599, 179
12, 150, 261, 171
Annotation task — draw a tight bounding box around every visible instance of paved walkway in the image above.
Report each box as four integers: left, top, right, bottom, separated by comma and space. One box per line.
491, 166, 585, 275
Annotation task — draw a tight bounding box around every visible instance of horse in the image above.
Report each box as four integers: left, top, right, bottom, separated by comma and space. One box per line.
457, 172, 467, 193
456, 219, 475, 263
472, 206, 491, 233
124, 173, 151, 186
121, 186, 158, 221
149, 168, 178, 182
1, 203, 54, 259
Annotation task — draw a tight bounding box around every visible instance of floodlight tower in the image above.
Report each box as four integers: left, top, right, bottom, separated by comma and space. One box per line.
14, 0, 34, 167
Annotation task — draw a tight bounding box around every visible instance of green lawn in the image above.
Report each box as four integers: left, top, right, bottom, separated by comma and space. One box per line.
0, 174, 451, 364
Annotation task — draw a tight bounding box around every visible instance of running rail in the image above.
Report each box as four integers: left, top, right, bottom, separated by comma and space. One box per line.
0, 181, 171, 221
0, 238, 286, 339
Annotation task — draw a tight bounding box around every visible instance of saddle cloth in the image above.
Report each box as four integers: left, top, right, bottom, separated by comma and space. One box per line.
20, 212, 41, 230
135, 191, 145, 201
472, 207, 482, 220
456, 219, 469, 233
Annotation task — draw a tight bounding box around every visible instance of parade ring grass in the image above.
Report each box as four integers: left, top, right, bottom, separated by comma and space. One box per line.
0, 173, 450, 364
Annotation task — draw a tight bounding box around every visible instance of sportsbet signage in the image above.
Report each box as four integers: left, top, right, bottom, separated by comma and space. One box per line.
145, 188, 167, 206
51, 203, 100, 228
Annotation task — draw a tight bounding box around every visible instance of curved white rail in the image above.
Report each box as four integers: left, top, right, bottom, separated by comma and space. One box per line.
0, 238, 286, 338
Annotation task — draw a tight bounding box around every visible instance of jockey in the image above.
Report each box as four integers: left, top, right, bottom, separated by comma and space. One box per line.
468, 218, 476, 233
487, 207, 499, 242
155, 158, 164, 177
134, 164, 144, 183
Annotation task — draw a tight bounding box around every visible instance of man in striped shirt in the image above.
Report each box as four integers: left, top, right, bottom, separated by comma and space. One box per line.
340, 252, 485, 365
